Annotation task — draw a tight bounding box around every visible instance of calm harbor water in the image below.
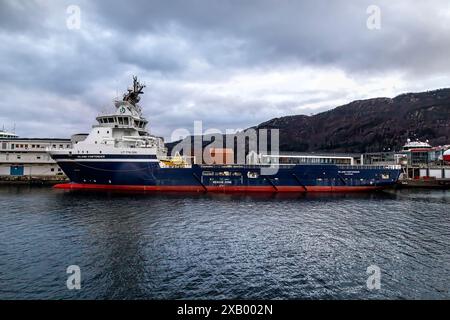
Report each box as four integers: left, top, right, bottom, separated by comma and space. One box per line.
0, 186, 449, 299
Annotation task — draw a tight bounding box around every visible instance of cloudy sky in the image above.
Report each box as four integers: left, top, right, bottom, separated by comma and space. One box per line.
1, 0, 450, 141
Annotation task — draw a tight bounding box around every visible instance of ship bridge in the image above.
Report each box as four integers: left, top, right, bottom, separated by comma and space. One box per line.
95, 101, 149, 133
95, 76, 149, 134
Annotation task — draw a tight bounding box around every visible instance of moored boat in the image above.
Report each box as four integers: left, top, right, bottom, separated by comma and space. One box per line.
49, 77, 401, 192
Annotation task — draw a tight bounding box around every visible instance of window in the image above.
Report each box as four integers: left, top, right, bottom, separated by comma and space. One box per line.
247, 171, 259, 179
17, 155, 21, 159
36, 156, 41, 159
51, 168, 55, 172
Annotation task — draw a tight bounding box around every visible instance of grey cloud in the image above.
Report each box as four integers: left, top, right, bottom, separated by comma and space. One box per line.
1, 0, 450, 140
88, 0, 450, 76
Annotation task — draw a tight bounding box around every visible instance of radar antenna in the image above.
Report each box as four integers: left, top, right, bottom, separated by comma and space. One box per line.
123, 76, 146, 106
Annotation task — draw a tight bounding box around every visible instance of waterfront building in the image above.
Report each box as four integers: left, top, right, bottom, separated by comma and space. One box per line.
0, 131, 72, 178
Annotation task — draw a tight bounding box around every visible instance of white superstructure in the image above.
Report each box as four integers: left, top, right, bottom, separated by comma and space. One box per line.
0, 130, 18, 139
402, 138, 432, 151
48, 76, 167, 160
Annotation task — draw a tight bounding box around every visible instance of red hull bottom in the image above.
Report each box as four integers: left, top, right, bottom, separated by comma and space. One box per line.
53, 183, 386, 193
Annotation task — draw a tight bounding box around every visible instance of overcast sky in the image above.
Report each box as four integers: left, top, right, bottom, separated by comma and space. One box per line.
1, 0, 450, 141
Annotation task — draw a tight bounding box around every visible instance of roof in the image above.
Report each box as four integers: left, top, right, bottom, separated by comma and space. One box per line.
0, 138, 71, 142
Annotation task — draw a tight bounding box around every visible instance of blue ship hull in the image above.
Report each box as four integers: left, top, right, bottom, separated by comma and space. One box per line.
52, 154, 401, 192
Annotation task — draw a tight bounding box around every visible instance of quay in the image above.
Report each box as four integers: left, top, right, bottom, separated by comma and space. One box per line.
0, 175, 68, 185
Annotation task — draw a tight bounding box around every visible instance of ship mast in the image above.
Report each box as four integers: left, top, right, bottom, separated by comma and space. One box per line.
122, 76, 146, 106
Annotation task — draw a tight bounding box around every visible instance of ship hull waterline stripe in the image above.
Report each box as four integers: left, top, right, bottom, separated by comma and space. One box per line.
53, 183, 386, 192
54, 159, 160, 163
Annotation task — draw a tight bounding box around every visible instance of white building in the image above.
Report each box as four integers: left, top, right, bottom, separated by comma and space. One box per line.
0, 131, 72, 177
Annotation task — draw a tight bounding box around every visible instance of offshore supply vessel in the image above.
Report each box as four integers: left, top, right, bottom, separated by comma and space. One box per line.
49, 77, 401, 192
